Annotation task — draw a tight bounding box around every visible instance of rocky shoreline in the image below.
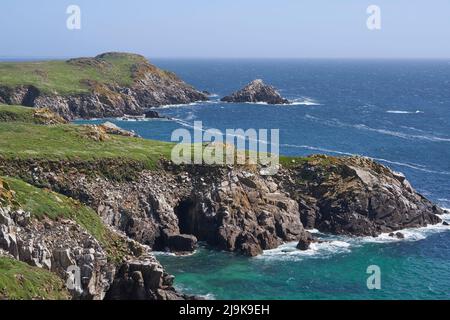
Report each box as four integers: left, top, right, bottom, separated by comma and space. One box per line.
0, 123, 446, 299
1, 154, 443, 259
0, 53, 208, 120
0, 56, 446, 300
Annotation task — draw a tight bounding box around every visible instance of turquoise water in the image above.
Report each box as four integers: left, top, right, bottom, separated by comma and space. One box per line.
156, 225, 450, 300
77, 59, 450, 299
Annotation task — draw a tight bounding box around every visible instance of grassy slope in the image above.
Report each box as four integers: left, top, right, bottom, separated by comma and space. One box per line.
0, 104, 35, 123
0, 120, 173, 170
0, 53, 145, 95
0, 105, 316, 171
2, 177, 132, 263
0, 257, 70, 300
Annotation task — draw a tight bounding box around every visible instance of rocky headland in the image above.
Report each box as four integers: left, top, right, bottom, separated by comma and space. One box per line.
0, 98, 446, 300
221, 79, 290, 105
0, 52, 208, 120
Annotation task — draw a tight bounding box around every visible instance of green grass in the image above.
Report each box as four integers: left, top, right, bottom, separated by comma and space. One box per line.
2, 177, 133, 263
0, 104, 35, 123
0, 257, 70, 300
0, 53, 148, 95
0, 121, 173, 169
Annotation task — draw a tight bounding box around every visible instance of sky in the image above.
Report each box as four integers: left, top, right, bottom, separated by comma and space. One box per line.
1, 0, 449, 59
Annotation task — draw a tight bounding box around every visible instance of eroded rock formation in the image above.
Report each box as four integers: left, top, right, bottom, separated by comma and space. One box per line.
221, 79, 290, 105
1, 155, 443, 259
0, 53, 208, 120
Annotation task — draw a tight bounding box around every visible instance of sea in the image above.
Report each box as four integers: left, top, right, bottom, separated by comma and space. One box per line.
77, 59, 450, 300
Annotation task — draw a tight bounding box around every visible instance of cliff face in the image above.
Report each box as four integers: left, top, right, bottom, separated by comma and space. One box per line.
278, 156, 443, 236
0, 53, 208, 120
0, 177, 186, 300
1, 155, 443, 259
0, 107, 446, 300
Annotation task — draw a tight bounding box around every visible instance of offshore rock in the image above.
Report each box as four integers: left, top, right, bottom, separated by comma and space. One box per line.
221, 79, 290, 105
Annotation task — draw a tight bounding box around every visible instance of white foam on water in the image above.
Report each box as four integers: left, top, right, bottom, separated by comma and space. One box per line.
290, 98, 321, 106
387, 110, 424, 114
257, 213, 450, 261
359, 217, 450, 244
174, 284, 216, 300
304, 114, 450, 143
240, 97, 320, 106
257, 239, 352, 262
156, 100, 219, 109
153, 249, 198, 257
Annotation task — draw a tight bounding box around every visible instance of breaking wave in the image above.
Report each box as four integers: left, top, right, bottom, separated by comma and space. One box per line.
258, 215, 450, 262
304, 114, 450, 143
387, 110, 424, 114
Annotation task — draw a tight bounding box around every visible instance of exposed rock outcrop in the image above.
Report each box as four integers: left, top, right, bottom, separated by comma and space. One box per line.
221, 79, 290, 105
0, 53, 208, 120
1, 155, 443, 260
99, 122, 140, 138
0, 204, 185, 300
0, 177, 186, 301
33, 107, 68, 125
280, 155, 443, 236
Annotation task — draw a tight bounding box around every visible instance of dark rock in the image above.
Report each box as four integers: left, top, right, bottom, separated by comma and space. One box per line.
389, 232, 405, 239
297, 231, 315, 251
104, 257, 191, 300
0, 154, 444, 260
144, 110, 161, 119
443, 221, 449, 226
221, 79, 290, 105
282, 155, 444, 237
167, 234, 198, 252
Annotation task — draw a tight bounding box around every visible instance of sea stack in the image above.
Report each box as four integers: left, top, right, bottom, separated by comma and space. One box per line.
221, 79, 290, 105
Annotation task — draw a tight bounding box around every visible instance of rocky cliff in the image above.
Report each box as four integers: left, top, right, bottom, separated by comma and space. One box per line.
1, 155, 444, 258
0, 177, 186, 300
221, 79, 290, 105
0, 107, 446, 299
0, 53, 208, 120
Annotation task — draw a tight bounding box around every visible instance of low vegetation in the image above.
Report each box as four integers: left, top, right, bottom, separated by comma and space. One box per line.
0, 53, 149, 95
2, 177, 133, 263
0, 257, 70, 300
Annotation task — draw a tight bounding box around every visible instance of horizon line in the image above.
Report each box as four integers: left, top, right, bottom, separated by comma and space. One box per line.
1, 55, 450, 61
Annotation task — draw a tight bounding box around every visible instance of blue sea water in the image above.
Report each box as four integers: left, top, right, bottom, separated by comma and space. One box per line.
78, 59, 450, 299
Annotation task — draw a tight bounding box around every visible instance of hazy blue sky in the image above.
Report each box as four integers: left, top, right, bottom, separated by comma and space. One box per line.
1, 0, 449, 58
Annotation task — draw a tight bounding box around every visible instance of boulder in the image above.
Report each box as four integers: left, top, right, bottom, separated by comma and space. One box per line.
221, 79, 290, 105
144, 110, 161, 119
297, 231, 316, 251
167, 234, 198, 252
99, 121, 139, 137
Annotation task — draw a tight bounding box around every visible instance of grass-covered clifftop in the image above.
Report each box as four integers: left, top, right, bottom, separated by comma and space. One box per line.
0, 104, 172, 171
0, 53, 163, 95
0, 52, 208, 120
